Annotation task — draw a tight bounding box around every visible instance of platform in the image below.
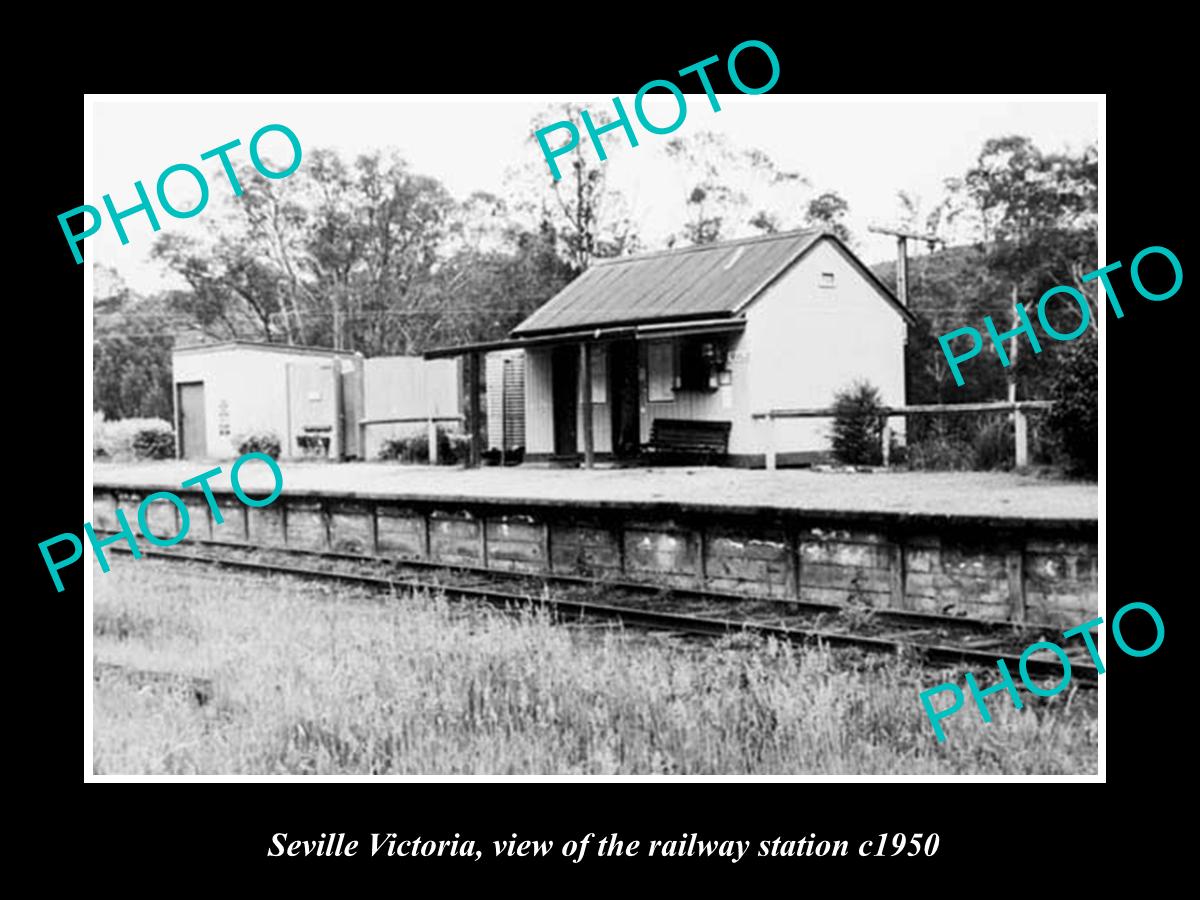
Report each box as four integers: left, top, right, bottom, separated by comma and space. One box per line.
93, 461, 1097, 525
92, 462, 1097, 626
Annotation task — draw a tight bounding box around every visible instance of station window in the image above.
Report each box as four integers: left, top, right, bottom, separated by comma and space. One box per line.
647, 342, 674, 401
678, 338, 727, 392
587, 349, 607, 404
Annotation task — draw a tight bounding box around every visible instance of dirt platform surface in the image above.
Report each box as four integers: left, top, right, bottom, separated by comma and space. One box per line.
94, 461, 1098, 522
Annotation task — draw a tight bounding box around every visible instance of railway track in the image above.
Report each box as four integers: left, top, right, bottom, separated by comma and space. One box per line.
96, 533, 1098, 683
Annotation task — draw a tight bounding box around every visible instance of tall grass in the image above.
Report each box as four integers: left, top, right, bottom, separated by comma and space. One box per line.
93, 561, 1097, 775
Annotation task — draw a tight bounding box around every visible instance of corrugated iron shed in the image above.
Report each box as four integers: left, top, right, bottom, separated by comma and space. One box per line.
513, 229, 825, 336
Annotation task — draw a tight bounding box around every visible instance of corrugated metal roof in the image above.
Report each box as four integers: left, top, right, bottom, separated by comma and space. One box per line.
512, 229, 825, 336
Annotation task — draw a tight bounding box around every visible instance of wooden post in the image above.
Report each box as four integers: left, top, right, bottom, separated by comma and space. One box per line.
1014, 408, 1028, 468
789, 525, 802, 600
330, 361, 343, 460
358, 421, 368, 463
1006, 545, 1026, 623
889, 540, 907, 610
466, 352, 483, 469
1008, 283, 1020, 403
427, 415, 439, 466
1007, 283, 1021, 458
283, 363, 293, 459
765, 413, 777, 471
896, 236, 908, 307
581, 343, 595, 468
881, 421, 892, 467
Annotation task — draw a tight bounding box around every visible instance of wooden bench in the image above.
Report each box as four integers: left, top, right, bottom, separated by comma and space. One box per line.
641, 418, 732, 465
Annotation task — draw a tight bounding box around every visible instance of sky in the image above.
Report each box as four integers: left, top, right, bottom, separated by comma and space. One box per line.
89, 95, 1099, 295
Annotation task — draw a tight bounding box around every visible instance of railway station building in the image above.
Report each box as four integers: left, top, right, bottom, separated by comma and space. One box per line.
428, 229, 916, 467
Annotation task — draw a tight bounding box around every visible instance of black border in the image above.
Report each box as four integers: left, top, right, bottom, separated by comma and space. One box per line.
27, 28, 1185, 886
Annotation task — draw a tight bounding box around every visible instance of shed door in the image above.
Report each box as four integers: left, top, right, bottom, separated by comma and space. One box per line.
177, 382, 206, 459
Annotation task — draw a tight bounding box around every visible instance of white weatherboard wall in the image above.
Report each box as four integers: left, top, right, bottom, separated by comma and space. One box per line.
173, 344, 358, 460
743, 240, 907, 454
636, 334, 751, 451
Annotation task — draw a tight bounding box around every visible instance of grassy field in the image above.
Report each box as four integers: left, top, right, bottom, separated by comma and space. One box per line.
93, 560, 1097, 775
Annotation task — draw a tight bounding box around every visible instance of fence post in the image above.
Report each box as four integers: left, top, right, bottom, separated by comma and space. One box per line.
881, 421, 892, 467
358, 421, 367, 463
765, 413, 777, 471
428, 415, 439, 466
1014, 408, 1028, 468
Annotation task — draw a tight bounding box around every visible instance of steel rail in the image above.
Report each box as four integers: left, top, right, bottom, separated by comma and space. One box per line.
99, 533, 1039, 637
100, 544, 1098, 683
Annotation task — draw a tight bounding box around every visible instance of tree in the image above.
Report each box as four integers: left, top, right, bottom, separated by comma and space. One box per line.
510, 104, 639, 274
1044, 326, 1097, 478
300, 149, 456, 354
93, 266, 177, 420
665, 132, 807, 246
152, 149, 458, 356
152, 232, 291, 342
804, 191, 852, 242
830, 381, 886, 465
433, 218, 575, 346
952, 136, 1098, 402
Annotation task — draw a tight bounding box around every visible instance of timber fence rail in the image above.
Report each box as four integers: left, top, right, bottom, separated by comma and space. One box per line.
751, 400, 1054, 470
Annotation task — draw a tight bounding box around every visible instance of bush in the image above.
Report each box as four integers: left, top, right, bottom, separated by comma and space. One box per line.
237, 431, 282, 460
830, 381, 886, 465
132, 426, 175, 460
1044, 328, 1097, 479
94, 413, 175, 461
379, 434, 427, 464
378, 427, 469, 465
972, 418, 1014, 471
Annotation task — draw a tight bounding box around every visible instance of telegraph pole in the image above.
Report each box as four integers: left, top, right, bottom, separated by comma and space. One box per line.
867, 225, 944, 307
868, 224, 944, 432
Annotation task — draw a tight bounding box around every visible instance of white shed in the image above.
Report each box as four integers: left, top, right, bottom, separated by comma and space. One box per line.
171, 341, 363, 460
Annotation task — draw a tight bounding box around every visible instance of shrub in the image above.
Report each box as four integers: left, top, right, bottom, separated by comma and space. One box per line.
237, 431, 282, 460
830, 381, 886, 465
94, 413, 175, 461
904, 415, 1023, 471
132, 426, 175, 460
972, 418, 1014, 471
379, 434, 427, 464
378, 427, 469, 465
443, 431, 471, 464
1044, 328, 1097, 479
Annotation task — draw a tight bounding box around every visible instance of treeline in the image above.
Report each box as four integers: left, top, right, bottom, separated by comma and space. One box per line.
876, 137, 1098, 475
95, 115, 1096, 466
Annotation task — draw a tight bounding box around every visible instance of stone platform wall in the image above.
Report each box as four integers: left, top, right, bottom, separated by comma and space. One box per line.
92, 486, 1097, 627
